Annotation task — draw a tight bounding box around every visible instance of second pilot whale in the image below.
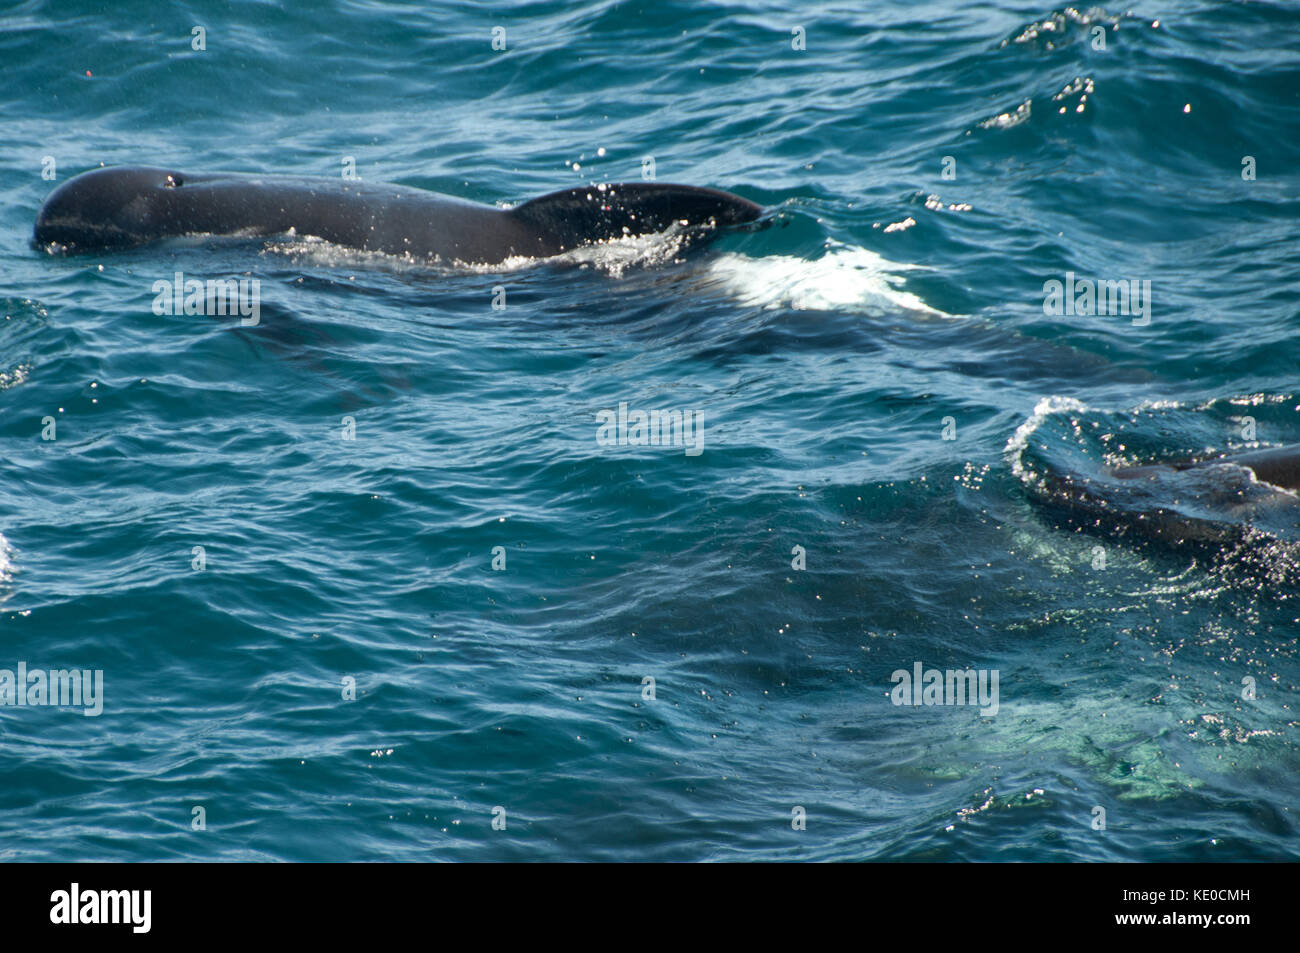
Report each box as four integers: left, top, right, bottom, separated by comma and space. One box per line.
1030, 443, 1300, 549
33, 165, 764, 265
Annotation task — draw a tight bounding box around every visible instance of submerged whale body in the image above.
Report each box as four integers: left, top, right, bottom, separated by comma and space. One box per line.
1032, 444, 1300, 548
33, 166, 763, 265
1109, 444, 1300, 494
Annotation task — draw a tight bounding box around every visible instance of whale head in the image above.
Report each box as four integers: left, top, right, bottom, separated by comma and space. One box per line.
34, 166, 186, 252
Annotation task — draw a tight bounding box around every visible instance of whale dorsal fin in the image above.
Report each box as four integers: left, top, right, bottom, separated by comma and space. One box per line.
509, 182, 761, 249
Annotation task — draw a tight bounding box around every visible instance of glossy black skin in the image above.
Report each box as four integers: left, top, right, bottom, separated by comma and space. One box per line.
34, 166, 764, 265
1110, 444, 1300, 494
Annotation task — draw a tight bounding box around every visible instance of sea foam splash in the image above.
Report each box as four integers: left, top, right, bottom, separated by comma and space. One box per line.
261, 223, 695, 278
0, 531, 14, 589
702, 243, 946, 314
1004, 395, 1089, 481
261, 234, 946, 315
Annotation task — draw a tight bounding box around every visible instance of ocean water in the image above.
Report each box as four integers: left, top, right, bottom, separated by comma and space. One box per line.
2, 0, 1299, 862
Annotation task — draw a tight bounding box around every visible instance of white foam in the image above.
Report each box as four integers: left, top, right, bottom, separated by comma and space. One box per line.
1004, 395, 1089, 480
526, 225, 691, 278
0, 532, 13, 586
259, 235, 946, 312
0, 364, 30, 391
980, 99, 1032, 130
702, 243, 946, 314
261, 224, 693, 278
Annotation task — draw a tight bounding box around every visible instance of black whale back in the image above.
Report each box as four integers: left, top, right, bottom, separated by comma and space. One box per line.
510, 182, 764, 253
33, 166, 763, 265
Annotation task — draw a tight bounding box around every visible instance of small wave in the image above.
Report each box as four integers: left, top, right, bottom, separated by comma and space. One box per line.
1004, 395, 1089, 481
1002, 7, 1127, 50
702, 242, 946, 314
521, 225, 693, 278
260, 223, 695, 278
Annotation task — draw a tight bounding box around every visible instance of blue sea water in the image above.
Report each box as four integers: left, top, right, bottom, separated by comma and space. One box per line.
2, 0, 1299, 861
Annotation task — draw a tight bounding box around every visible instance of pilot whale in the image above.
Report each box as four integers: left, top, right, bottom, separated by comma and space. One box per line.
33, 165, 763, 265
1031, 443, 1300, 549
1109, 444, 1300, 494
